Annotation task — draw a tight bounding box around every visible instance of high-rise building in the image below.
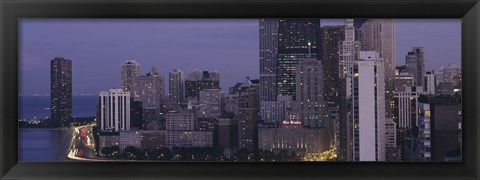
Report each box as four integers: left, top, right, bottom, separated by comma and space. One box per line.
236, 77, 260, 151
405, 47, 426, 87
321, 25, 345, 105
429, 96, 462, 161
50, 57, 73, 127
424, 71, 436, 95
394, 86, 423, 129
438, 64, 461, 85
260, 95, 293, 124
121, 60, 141, 93
337, 19, 361, 161
357, 19, 395, 119
169, 69, 185, 105
351, 52, 386, 161
99, 89, 131, 132
295, 57, 329, 128
133, 67, 165, 109
198, 89, 222, 118
165, 110, 194, 131
276, 19, 322, 99
184, 70, 220, 100
259, 19, 279, 102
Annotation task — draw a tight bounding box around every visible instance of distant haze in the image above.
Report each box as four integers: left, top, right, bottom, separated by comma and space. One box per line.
20, 19, 460, 95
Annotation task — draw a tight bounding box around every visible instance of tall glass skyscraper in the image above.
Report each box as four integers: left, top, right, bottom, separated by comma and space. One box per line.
50, 57, 72, 127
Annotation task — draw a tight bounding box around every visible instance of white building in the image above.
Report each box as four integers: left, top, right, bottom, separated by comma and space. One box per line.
351, 52, 386, 161
424, 71, 436, 95
99, 89, 131, 132
394, 86, 423, 129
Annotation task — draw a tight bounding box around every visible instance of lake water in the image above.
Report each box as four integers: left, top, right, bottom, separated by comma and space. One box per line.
19, 95, 98, 119
19, 128, 72, 161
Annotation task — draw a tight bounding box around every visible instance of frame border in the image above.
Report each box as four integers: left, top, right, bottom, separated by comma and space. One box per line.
1, 0, 479, 179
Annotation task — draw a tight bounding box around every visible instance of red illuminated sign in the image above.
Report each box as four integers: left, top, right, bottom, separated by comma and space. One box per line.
282, 120, 302, 125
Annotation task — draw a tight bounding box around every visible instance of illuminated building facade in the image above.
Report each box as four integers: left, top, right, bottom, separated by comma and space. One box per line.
351, 52, 386, 161
50, 57, 73, 127
99, 89, 131, 132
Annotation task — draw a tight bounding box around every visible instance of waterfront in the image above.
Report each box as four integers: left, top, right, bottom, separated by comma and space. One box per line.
19, 95, 97, 120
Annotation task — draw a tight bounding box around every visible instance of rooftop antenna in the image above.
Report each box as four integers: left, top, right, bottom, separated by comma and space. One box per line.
307, 41, 312, 58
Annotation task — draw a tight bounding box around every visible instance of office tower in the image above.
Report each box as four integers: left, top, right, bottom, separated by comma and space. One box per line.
258, 122, 330, 155
276, 19, 322, 99
357, 19, 395, 119
351, 52, 386, 161
429, 96, 462, 161
165, 110, 194, 131
322, 25, 345, 105
130, 100, 144, 130
295, 57, 329, 128
224, 93, 239, 115
337, 19, 361, 161
133, 67, 165, 109
405, 47, 426, 87
394, 72, 414, 92
425, 71, 436, 95
236, 77, 260, 151
218, 118, 236, 148
169, 69, 184, 105
394, 86, 423, 129
385, 118, 400, 161
259, 19, 280, 123
121, 60, 141, 93
259, 19, 279, 102
260, 95, 293, 124
184, 70, 220, 100
436, 82, 454, 96
198, 89, 222, 118
99, 89, 131, 132
439, 64, 462, 89
50, 57, 73, 127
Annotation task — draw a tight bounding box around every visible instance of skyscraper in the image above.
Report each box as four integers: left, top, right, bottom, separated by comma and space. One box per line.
50, 57, 72, 127
184, 70, 220, 100
337, 19, 361, 161
259, 18, 321, 124
133, 67, 165, 109
259, 19, 279, 102
169, 69, 185, 105
198, 89, 222, 118
405, 47, 426, 87
295, 57, 329, 128
99, 89, 131, 132
357, 19, 395, 119
425, 71, 436, 95
121, 60, 141, 93
276, 19, 322, 99
236, 77, 260, 151
351, 52, 386, 161
321, 25, 345, 105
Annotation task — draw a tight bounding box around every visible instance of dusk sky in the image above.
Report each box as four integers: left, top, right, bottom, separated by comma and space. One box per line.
20, 19, 461, 95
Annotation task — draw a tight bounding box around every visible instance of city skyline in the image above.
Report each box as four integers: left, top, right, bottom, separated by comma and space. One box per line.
20, 19, 460, 95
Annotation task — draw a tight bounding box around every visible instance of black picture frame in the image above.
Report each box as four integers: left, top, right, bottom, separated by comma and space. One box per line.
1, 0, 479, 179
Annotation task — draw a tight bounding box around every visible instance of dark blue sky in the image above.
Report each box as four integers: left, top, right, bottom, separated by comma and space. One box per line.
20, 19, 460, 95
